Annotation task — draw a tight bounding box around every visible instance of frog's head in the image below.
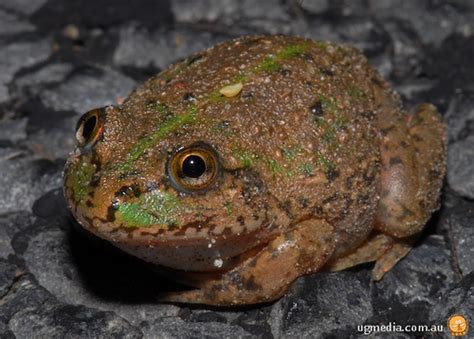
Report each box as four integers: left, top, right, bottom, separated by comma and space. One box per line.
64, 105, 290, 271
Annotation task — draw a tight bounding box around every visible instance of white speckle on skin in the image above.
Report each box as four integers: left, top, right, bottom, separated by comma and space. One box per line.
214, 258, 223, 268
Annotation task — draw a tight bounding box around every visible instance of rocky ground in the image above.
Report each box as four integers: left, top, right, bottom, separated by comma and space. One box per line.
0, 0, 473, 338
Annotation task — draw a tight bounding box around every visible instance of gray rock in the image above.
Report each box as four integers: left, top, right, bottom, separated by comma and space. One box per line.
113, 25, 228, 70
0, 226, 14, 259
0, 321, 14, 339
0, 9, 35, 35
23, 227, 180, 331
172, 0, 288, 23
448, 136, 474, 199
0, 0, 48, 15
40, 66, 136, 113
14, 63, 73, 88
444, 95, 474, 142
280, 270, 372, 337
25, 122, 77, 160
0, 260, 16, 298
171, 0, 239, 23
142, 316, 251, 339
299, 0, 329, 14
448, 201, 474, 276
368, 0, 474, 45
0, 275, 52, 323
429, 272, 474, 339
0, 118, 27, 143
0, 153, 62, 214
9, 302, 142, 338
369, 235, 455, 329
0, 211, 35, 259
0, 39, 52, 103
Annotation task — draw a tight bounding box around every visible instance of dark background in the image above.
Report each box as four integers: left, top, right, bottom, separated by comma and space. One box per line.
0, 0, 473, 337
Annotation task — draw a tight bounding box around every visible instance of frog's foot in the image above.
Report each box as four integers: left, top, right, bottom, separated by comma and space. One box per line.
376, 102, 446, 238
156, 219, 335, 306
325, 232, 416, 280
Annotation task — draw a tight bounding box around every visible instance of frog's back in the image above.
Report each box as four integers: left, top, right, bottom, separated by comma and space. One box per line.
121, 35, 384, 236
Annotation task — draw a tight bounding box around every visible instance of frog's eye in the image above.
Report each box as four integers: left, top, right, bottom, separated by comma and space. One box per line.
75, 108, 105, 147
167, 144, 220, 193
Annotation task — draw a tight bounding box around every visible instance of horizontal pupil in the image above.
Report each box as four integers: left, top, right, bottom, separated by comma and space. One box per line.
182, 155, 206, 178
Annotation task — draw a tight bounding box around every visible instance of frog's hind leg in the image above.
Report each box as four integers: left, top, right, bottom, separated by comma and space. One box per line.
324, 231, 417, 280
376, 102, 446, 238
370, 102, 446, 279
156, 219, 335, 306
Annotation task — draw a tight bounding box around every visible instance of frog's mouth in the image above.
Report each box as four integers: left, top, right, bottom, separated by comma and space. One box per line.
71, 196, 287, 272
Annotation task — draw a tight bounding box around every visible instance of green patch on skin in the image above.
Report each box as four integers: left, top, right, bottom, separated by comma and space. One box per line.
282, 144, 302, 161
118, 107, 198, 171
258, 56, 282, 72
208, 89, 226, 102
232, 73, 248, 83
116, 190, 182, 228
297, 162, 314, 177
67, 159, 95, 203
316, 151, 336, 173
256, 42, 311, 73
334, 114, 348, 129
278, 43, 310, 59
347, 84, 364, 98
232, 148, 260, 168
267, 159, 284, 176
318, 94, 338, 113
224, 201, 233, 215
147, 101, 169, 115
207, 43, 310, 100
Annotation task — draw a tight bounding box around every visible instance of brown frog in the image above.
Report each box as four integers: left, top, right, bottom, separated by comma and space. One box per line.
63, 35, 446, 306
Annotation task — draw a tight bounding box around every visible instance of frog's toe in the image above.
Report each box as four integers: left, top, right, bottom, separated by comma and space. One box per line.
325, 231, 416, 280
372, 236, 416, 280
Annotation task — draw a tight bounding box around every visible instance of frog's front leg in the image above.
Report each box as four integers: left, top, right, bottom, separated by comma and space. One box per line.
156, 219, 335, 306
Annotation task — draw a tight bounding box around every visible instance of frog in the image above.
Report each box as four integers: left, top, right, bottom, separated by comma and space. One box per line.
63, 35, 446, 306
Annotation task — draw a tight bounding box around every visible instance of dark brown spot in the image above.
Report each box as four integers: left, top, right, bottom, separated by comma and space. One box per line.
345, 176, 354, 189
320, 67, 334, 76
326, 168, 339, 182
242, 91, 253, 99
107, 204, 117, 222
237, 215, 245, 226
399, 140, 410, 148
183, 92, 196, 102
380, 126, 395, 136
312, 205, 323, 216
115, 184, 141, 198
243, 276, 261, 291
309, 101, 323, 118
187, 53, 203, 65
389, 156, 403, 166
298, 197, 309, 208
302, 52, 314, 61
280, 68, 291, 76
278, 200, 293, 219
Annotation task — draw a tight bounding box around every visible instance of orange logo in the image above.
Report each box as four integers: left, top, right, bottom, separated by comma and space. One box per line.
448, 314, 469, 336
